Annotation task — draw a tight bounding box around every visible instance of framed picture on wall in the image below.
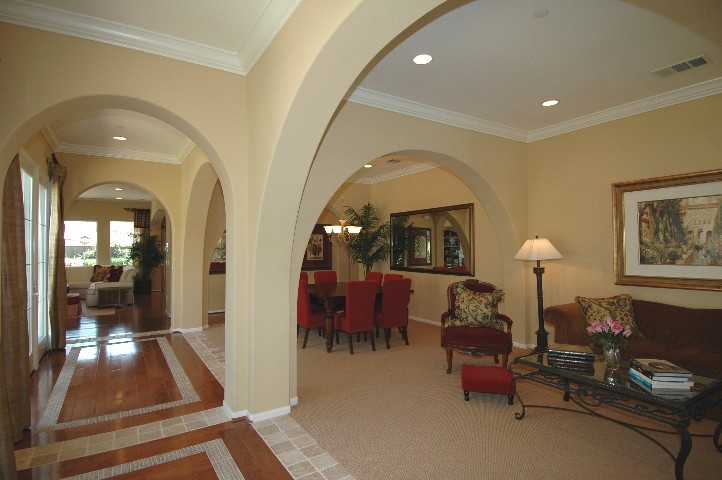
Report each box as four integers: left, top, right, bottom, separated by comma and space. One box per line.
612, 169, 722, 291
302, 224, 332, 270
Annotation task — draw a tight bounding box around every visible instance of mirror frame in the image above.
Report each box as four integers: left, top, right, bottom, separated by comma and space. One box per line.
390, 203, 474, 276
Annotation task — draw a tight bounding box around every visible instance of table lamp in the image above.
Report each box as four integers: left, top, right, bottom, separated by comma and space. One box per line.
514, 236, 563, 353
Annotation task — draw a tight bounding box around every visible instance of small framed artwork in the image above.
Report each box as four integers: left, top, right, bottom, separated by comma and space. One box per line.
612, 169, 722, 291
408, 227, 432, 265
302, 224, 332, 270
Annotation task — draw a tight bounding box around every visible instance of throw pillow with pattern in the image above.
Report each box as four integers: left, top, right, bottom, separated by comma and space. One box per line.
575, 294, 642, 337
91, 265, 112, 282
448, 284, 505, 330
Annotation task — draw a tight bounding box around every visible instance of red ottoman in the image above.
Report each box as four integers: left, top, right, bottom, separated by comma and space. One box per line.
461, 364, 515, 405
66, 293, 81, 317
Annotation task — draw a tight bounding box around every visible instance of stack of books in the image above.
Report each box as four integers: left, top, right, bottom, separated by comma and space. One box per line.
628, 358, 694, 393
547, 343, 596, 374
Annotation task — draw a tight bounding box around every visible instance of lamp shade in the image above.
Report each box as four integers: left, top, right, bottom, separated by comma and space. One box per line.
514, 237, 563, 261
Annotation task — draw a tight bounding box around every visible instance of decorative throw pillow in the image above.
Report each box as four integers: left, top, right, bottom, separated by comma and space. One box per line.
106, 266, 124, 282
575, 294, 642, 337
448, 284, 505, 330
91, 265, 112, 282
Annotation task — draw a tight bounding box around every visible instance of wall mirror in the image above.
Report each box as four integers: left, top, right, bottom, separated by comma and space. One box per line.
390, 203, 474, 275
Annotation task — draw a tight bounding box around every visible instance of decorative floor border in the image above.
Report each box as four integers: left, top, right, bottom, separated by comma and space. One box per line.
60, 438, 243, 480
37, 336, 200, 432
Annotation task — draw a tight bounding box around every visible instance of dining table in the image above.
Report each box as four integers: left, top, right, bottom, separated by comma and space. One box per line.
307, 281, 382, 353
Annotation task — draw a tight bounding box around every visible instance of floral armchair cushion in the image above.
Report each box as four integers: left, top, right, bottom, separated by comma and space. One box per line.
447, 284, 505, 330
575, 294, 641, 337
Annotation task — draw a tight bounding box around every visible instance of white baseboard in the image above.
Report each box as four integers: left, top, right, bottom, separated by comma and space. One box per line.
176, 327, 203, 334
290, 396, 299, 406
409, 315, 438, 326
222, 400, 244, 419
208, 310, 225, 314
248, 405, 291, 422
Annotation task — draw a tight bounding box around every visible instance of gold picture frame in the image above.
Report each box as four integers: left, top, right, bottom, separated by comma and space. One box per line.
612, 169, 722, 291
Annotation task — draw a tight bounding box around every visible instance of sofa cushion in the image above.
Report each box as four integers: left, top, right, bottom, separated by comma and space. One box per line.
105, 266, 124, 282
90, 265, 112, 282
575, 294, 641, 337
119, 267, 137, 283
448, 284, 505, 330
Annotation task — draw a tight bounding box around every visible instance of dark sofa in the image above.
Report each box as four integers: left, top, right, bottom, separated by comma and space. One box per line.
543, 299, 722, 380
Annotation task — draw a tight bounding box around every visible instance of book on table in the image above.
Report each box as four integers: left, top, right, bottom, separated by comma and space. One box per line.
630, 358, 692, 379
629, 379, 695, 400
548, 358, 596, 375
547, 343, 595, 362
628, 367, 694, 390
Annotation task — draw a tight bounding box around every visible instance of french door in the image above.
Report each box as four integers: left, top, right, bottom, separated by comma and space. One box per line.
21, 153, 50, 371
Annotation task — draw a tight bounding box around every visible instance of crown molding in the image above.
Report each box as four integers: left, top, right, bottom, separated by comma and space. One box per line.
41, 126, 192, 164
350, 78, 722, 143
354, 163, 436, 185
527, 77, 722, 142
0, 1, 246, 74
238, 0, 302, 73
348, 88, 529, 142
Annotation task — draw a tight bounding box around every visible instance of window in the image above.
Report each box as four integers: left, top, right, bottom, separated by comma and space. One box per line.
64, 221, 97, 266
110, 221, 134, 265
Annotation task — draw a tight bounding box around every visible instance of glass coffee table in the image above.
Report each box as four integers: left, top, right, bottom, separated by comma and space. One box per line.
511, 352, 722, 480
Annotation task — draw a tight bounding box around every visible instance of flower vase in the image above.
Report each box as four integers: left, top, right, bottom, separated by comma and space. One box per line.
603, 344, 621, 370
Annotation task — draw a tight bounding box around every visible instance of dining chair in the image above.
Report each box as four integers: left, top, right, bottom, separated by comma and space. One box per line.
374, 277, 412, 349
383, 273, 403, 284
300, 271, 308, 282
314, 270, 337, 284
365, 271, 383, 285
297, 277, 326, 348
334, 280, 378, 354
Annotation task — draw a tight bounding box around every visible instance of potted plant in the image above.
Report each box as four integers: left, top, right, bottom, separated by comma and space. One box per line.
127, 232, 165, 293
344, 202, 390, 276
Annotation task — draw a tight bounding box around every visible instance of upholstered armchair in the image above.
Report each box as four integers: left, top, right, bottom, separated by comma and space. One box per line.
440, 279, 513, 374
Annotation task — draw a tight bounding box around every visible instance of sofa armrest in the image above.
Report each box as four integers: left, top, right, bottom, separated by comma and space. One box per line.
89, 281, 134, 291
543, 303, 589, 346
67, 281, 92, 290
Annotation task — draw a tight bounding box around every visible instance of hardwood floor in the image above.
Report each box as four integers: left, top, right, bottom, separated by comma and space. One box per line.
16, 291, 291, 480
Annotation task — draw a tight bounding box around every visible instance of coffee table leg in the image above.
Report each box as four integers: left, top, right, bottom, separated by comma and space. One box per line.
324, 298, 335, 353
673, 425, 692, 480
562, 378, 570, 402
714, 420, 721, 453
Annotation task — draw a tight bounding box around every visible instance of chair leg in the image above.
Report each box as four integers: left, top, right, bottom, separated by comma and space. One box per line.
302, 328, 310, 349
384, 328, 391, 349
348, 332, 354, 354
446, 348, 453, 374
375, 326, 380, 338
369, 330, 376, 351
493, 354, 500, 364
501, 352, 509, 369
400, 326, 409, 345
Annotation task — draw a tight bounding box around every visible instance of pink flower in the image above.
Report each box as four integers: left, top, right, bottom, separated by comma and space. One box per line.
610, 321, 623, 334
604, 315, 614, 327
623, 325, 633, 337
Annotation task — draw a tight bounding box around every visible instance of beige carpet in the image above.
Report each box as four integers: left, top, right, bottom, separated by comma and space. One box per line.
290, 321, 721, 480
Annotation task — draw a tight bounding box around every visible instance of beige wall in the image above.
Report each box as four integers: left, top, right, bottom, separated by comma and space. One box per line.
527, 93, 722, 315
3, 1, 721, 420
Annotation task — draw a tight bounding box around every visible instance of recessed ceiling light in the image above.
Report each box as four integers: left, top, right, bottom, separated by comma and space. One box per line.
115, 197, 123, 200
413, 54, 432, 65
542, 99, 559, 107
534, 9, 550, 18
113, 136, 127, 141
363, 164, 372, 169
115, 187, 123, 191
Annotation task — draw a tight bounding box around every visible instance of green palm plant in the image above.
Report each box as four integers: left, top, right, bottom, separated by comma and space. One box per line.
344, 202, 390, 276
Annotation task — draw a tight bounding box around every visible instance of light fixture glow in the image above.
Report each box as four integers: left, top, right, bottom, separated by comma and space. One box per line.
115, 197, 123, 200
413, 54, 432, 65
115, 187, 123, 191
113, 136, 127, 141
542, 99, 559, 107
363, 164, 372, 169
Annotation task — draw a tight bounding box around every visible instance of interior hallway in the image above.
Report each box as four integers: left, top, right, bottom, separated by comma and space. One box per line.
14, 292, 293, 479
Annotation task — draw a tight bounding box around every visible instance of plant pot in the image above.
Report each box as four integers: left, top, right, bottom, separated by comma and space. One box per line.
133, 278, 152, 294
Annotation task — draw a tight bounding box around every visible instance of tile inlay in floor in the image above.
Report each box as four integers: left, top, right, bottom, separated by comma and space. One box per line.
37, 336, 200, 432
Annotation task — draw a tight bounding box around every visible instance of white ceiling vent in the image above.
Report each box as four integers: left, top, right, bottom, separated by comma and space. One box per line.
652, 55, 711, 78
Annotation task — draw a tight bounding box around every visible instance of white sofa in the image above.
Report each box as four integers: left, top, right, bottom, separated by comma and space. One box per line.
82, 266, 137, 307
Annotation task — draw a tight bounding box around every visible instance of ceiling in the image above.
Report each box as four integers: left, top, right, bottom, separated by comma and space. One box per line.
4, 0, 722, 198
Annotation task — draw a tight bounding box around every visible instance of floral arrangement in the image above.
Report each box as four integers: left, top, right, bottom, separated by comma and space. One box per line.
585, 315, 633, 351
